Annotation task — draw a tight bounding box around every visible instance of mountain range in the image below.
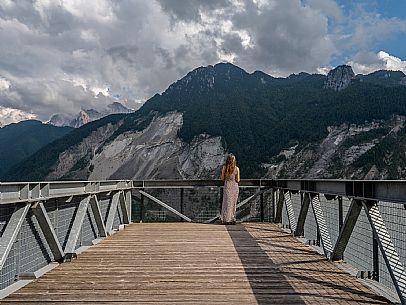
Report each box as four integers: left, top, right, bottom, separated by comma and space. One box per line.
2, 63, 406, 181
47, 102, 134, 128
0, 120, 72, 177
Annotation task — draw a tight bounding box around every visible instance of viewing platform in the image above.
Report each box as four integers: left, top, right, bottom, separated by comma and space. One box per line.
0, 179, 405, 304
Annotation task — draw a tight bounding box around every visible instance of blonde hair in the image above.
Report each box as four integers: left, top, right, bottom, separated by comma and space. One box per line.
224, 154, 236, 177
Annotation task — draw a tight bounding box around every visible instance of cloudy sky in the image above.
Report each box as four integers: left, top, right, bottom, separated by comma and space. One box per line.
1, 0, 406, 125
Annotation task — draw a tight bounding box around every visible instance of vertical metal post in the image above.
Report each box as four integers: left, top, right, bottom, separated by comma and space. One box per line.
55, 199, 59, 240
316, 229, 321, 247
219, 187, 223, 211
271, 188, 275, 223
125, 189, 132, 223
119, 191, 130, 224
338, 196, 343, 232
260, 192, 264, 222
180, 188, 184, 222
274, 189, 285, 224
284, 191, 297, 232
294, 192, 310, 236
338, 196, 344, 259
140, 189, 144, 223
15, 229, 21, 281
373, 236, 379, 281
105, 192, 120, 234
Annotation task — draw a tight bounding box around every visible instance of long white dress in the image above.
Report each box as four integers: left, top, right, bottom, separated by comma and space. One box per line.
221, 167, 239, 223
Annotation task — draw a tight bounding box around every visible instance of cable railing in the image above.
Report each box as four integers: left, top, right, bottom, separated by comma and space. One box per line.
0, 179, 405, 304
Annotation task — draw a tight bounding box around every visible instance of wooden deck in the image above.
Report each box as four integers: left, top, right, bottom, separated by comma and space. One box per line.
0, 223, 392, 304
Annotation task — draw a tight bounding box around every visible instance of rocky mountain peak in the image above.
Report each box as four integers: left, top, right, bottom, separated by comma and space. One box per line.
324, 65, 355, 91
168, 62, 249, 93
106, 102, 133, 114
47, 113, 73, 127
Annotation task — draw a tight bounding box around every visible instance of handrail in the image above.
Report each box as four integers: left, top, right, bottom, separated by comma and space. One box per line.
2, 178, 406, 204
0, 180, 133, 205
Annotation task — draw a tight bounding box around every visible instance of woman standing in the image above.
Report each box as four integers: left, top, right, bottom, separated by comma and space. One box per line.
220, 154, 240, 224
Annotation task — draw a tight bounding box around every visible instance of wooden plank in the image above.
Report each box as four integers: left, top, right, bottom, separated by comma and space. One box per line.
1, 223, 392, 305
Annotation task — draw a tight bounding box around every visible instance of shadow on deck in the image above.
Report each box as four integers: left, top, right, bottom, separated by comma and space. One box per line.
228, 224, 391, 304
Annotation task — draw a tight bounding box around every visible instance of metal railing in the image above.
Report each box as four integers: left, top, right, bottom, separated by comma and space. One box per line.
0, 180, 132, 291
0, 179, 405, 304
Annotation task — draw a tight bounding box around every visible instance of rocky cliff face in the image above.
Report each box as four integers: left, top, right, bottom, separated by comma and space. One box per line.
324, 65, 355, 91
47, 113, 73, 127
265, 116, 406, 179
70, 109, 104, 128
45, 112, 225, 180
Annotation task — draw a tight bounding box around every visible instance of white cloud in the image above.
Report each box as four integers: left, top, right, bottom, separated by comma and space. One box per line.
34, 0, 115, 23
305, 0, 342, 21
91, 86, 109, 97
0, 77, 11, 91
60, 0, 115, 23
348, 51, 406, 75
0, 0, 14, 9
338, 5, 406, 50
316, 67, 331, 75
0, 106, 37, 127
378, 51, 406, 72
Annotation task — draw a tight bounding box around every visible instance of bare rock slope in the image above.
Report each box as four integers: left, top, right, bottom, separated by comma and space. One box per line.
46, 112, 225, 180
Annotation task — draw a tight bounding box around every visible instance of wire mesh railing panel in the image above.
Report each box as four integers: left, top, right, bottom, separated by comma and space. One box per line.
291, 192, 302, 227
0, 247, 16, 290
262, 190, 274, 222
131, 187, 275, 223
0, 204, 16, 290
56, 199, 78, 249
18, 211, 52, 273
131, 192, 141, 223
113, 203, 123, 230
237, 188, 261, 222
99, 196, 111, 225
377, 201, 406, 293
343, 198, 374, 275
303, 198, 318, 243
0, 181, 132, 292
0, 205, 13, 235
319, 195, 340, 247
184, 187, 220, 222
281, 197, 290, 229
141, 189, 182, 222
79, 208, 98, 246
